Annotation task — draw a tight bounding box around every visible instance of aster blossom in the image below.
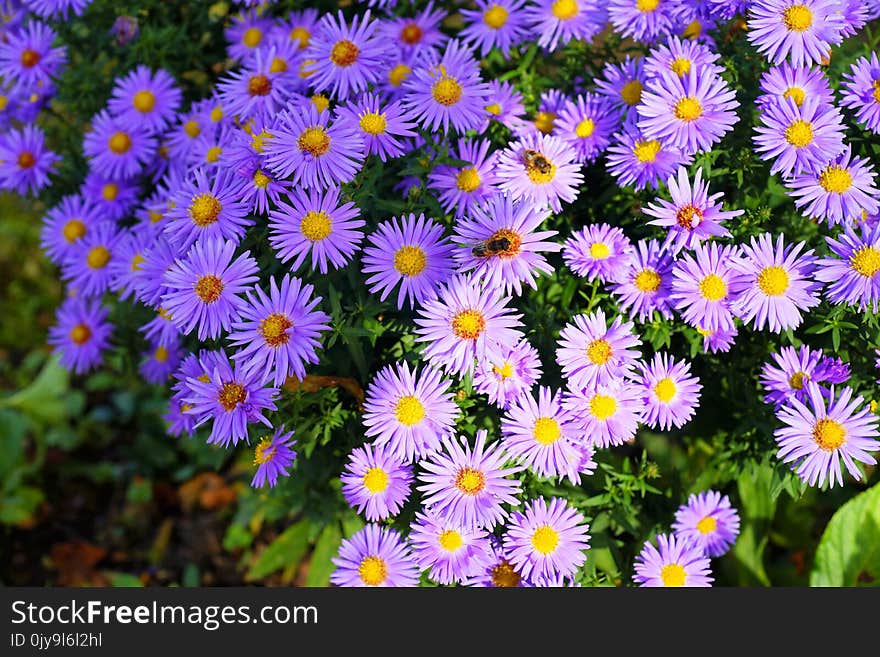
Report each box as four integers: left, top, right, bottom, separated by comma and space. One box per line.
672, 491, 741, 558
633, 533, 713, 587
746, 0, 845, 67
814, 222, 880, 312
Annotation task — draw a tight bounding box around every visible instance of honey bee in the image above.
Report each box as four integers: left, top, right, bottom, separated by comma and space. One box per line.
471, 236, 512, 258
522, 149, 552, 174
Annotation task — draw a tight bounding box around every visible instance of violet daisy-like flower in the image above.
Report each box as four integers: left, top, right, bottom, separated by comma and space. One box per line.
417, 429, 523, 530
362, 362, 459, 463
606, 126, 692, 191
109, 229, 153, 302
0, 20, 66, 93
227, 275, 331, 386
136, 235, 181, 309
409, 510, 494, 585
608, 0, 675, 44
333, 92, 417, 162
166, 168, 252, 250
462, 538, 528, 587
503, 497, 590, 581
638, 69, 739, 156
460, 0, 531, 58
644, 34, 723, 81
361, 213, 456, 310
453, 195, 560, 296
0, 124, 57, 195
555, 93, 617, 164
139, 340, 182, 385
595, 55, 646, 121
815, 222, 880, 312
24, 0, 92, 19
756, 62, 834, 111
473, 339, 542, 410
696, 324, 738, 354
251, 426, 297, 489
402, 39, 491, 134
760, 345, 827, 408
82, 109, 156, 180
40, 195, 103, 265
785, 145, 880, 225
162, 238, 259, 341
556, 309, 642, 391
48, 296, 112, 375
562, 223, 633, 283
496, 132, 583, 213
268, 185, 364, 275
280, 8, 320, 51
752, 97, 846, 177
525, 0, 604, 52
671, 242, 747, 332
225, 9, 272, 61
381, 1, 447, 54
729, 232, 820, 333
341, 443, 413, 521
563, 379, 643, 448
633, 533, 713, 587
427, 137, 500, 218
673, 490, 741, 558
108, 65, 181, 134
414, 274, 524, 376
840, 52, 880, 135
305, 10, 383, 100
637, 352, 702, 431
139, 308, 179, 350
775, 382, 880, 488
612, 238, 676, 321
330, 524, 419, 587
216, 52, 295, 123
746, 0, 844, 67
483, 79, 527, 130
61, 222, 123, 298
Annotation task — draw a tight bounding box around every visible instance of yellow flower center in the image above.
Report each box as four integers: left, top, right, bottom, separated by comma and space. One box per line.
789, 371, 808, 390
551, 0, 579, 20
455, 467, 486, 495
660, 563, 687, 586
290, 26, 310, 48
525, 153, 557, 184
632, 139, 661, 163
400, 22, 422, 45
783, 86, 806, 107
785, 119, 814, 148
589, 242, 610, 259
20, 49, 40, 68
531, 525, 560, 555
108, 131, 132, 154
189, 193, 221, 226
247, 74, 272, 96
590, 394, 618, 420
210, 105, 224, 122
493, 361, 514, 379
575, 118, 595, 138
133, 90, 156, 112
637, 0, 661, 12
362, 467, 390, 494
654, 377, 677, 403
195, 275, 224, 303
696, 516, 717, 534
330, 39, 359, 67
270, 57, 288, 73
621, 80, 643, 106
184, 120, 201, 138
432, 75, 463, 106
358, 556, 387, 586
87, 246, 110, 269
63, 219, 86, 242
783, 4, 813, 32
311, 94, 330, 113
253, 437, 276, 465
818, 165, 852, 194
130, 253, 145, 272
218, 382, 246, 411
260, 313, 292, 347
451, 309, 486, 340
676, 204, 703, 230
456, 167, 482, 192
102, 183, 118, 201
485, 102, 502, 115
438, 529, 463, 552
394, 395, 425, 426
359, 111, 387, 135
253, 170, 270, 189
683, 19, 702, 39
533, 111, 556, 134
300, 210, 332, 241
491, 560, 521, 587
205, 146, 222, 163
757, 265, 789, 296
873, 81, 880, 104
483, 4, 509, 28
586, 338, 613, 365
388, 63, 411, 87
69, 323, 91, 345
850, 246, 880, 278
393, 245, 427, 276
674, 96, 703, 122
812, 418, 846, 451
242, 27, 263, 48
298, 126, 331, 156
533, 417, 562, 445
153, 345, 168, 362
699, 274, 727, 301
670, 57, 691, 76
635, 268, 661, 292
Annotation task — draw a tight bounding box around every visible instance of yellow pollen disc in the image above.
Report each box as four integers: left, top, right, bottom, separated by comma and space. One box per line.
400, 22, 422, 45
531, 525, 560, 555
218, 382, 246, 411
493, 361, 514, 379
676, 204, 703, 230
654, 377, 677, 403
874, 82, 880, 104
850, 246, 880, 278
130, 253, 145, 272
205, 146, 222, 163
300, 59, 316, 79
0, 95, 7, 110
674, 96, 703, 122
757, 265, 789, 296
485, 102, 502, 115
87, 246, 110, 269
683, 19, 702, 39
534, 111, 556, 134
158, 307, 172, 321
632, 139, 661, 163
247, 74, 272, 96
789, 371, 807, 390
195, 274, 224, 303
660, 563, 687, 587
311, 94, 330, 113
102, 183, 118, 201
432, 76, 463, 106
210, 105, 224, 122
300, 210, 332, 241
699, 274, 727, 301
388, 63, 411, 87
189, 193, 222, 227
393, 245, 427, 276
253, 437, 276, 465
783, 86, 806, 107
359, 111, 387, 135
635, 268, 661, 292
260, 313, 292, 347
63, 219, 86, 242
456, 167, 481, 192
455, 467, 486, 495
149, 210, 163, 223
525, 154, 557, 184
697, 327, 713, 337
17, 151, 35, 168
696, 516, 717, 534
438, 530, 463, 552
783, 4, 813, 32
290, 26, 310, 48
451, 309, 486, 340
575, 117, 595, 138
488, 228, 523, 257
589, 242, 610, 259
533, 417, 561, 445
590, 394, 617, 420
153, 346, 168, 362
620, 80, 643, 106
812, 417, 846, 451
253, 169, 270, 188
551, 0, 579, 20
108, 132, 132, 154
20, 49, 40, 67
197, 373, 210, 383
785, 119, 814, 148
637, 0, 661, 11
819, 165, 852, 194
184, 120, 201, 138
69, 323, 91, 345
586, 338, 613, 365
133, 90, 156, 113
362, 467, 390, 494
394, 395, 426, 426
491, 560, 521, 587
297, 126, 331, 156
242, 27, 263, 48
670, 57, 691, 76
270, 57, 288, 73
358, 556, 387, 586
330, 39, 359, 67
483, 4, 509, 28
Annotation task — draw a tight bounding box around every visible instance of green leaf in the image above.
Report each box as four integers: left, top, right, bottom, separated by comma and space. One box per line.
0, 485, 43, 525
246, 519, 311, 581
732, 462, 776, 586
106, 572, 144, 588
810, 483, 880, 587
305, 522, 342, 587
2, 355, 70, 425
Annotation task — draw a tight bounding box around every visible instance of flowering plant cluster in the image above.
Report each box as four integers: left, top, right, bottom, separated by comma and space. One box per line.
6, 0, 880, 587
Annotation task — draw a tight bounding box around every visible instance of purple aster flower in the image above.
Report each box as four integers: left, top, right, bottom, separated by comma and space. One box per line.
377, 50, 417, 100
496, 132, 584, 213
402, 39, 491, 134
108, 229, 154, 302
644, 34, 723, 80
608, 0, 675, 44
838, 0, 870, 37
460, 0, 531, 57
409, 510, 494, 585
555, 93, 617, 164
606, 126, 692, 191
279, 8, 320, 51
671, 242, 747, 332
83, 109, 156, 179
236, 160, 288, 216
216, 51, 297, 123
556, 309, 642, 391
108, 65, 181, 134
696, 324, 738, 354
305, 10, 383, 100
139, 340, 182, 385
24, 0, 92, 19
417, 429, 523, 530
637, 352, 702, 431
414, 274, 525, 377
166, 168, 252, 250
361, 213, 456, 310
136, 235, 182, 308
186, 122, 236, 173
612, 238, 676, 321
518, 88, 567, 138
110, 15, 138, 46
815, 222, 880, 312
760, 345, 826, 408
473, 339, 542, 410
633, 533, 713, 587
673, 490, 741, 557
82, 173, 140, 223
729, 232, 820, 333
563, 379, 643, 448
756, 62, 834, 111
341, 443, 413, 521
462, 538, 528, 587
775, 383, 880, 488
815, 356, 851, 386
333, 92, 417, 162
747, 0, 844, 67
228, 275, 330, 387
380, 2, 447, 55
48, 296, 112, 375
483, 79, 527, 131
40, 195, 104, 265
226, 9, 272, 61
251, 426, 297, 489
525, 0, 604, 52
0, 20, 66, 93
330, 524, 419, 587
841, 52, 880, 134
427, 137, 500, 219
162, 238, 259, 341
268, 185, 364, 275
362, 362, 459, 463
562, 223, 633, 283
453, 195, 560, 296
753, 97, 846, 177
595, 55, 646, 122
0, 124, 57, 195
60, 222, 123, 298
503, 497, 590, 581
139, 308, 180, 349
